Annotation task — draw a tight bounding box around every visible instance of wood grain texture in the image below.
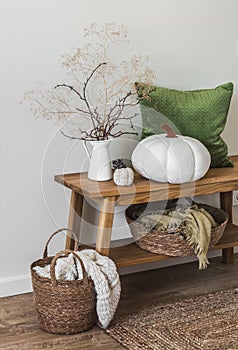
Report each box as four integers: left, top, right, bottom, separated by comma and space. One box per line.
57, 156, 238, 264
55, 155, 238, 204
220, 192, 233, 221
220, 192, 234, 263
78, 223, 238, 268
222, 248, 234, 264
96, 197, 116, 256
0, 255, 238, 350
66, 191, 84, 250
108, 223, 238, 267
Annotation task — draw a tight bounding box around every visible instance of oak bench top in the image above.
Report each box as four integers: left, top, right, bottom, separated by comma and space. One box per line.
55, 155, 238, 205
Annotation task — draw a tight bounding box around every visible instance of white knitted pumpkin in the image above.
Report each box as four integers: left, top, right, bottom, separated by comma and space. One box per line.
114, 168, 134, 186
112, 159, 134, 186
131, 124, 211, 184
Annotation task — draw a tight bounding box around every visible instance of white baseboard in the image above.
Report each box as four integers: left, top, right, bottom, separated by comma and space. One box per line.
0, 274, 32, 298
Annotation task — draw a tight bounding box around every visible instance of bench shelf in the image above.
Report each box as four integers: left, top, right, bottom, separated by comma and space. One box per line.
55, 155, 238, 267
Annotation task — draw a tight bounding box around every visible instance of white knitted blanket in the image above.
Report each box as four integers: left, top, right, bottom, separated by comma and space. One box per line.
33, 249, 121, 329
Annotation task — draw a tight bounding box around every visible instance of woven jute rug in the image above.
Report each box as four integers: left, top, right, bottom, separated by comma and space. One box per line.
106, 289, 238, 350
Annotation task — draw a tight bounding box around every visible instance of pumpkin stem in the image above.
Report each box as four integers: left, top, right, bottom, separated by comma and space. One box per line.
112, 159, 127, 169
161, 124, 177, 138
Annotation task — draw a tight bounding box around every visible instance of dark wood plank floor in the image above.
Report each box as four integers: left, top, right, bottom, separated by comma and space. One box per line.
1, 255, 238, 350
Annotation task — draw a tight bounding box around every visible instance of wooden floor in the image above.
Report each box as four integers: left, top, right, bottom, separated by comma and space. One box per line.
1, 255, 238, 350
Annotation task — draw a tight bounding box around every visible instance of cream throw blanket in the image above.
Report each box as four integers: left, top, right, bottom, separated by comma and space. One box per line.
139, 205, 218, 269
33, 249, 121, 328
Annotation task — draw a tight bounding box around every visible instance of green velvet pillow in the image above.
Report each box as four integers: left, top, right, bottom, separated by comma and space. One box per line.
136, 82, 234, 168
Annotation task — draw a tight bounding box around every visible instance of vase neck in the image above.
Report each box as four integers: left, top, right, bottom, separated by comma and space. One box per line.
89, 139, 111, 148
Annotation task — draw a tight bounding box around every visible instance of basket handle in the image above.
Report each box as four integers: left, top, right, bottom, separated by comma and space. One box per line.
50, 249, 88, 288
43, 228, 78, 258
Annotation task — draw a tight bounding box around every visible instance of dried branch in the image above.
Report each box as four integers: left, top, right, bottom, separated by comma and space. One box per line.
55, 84, 84, 99
23, 23, 155, 141
82, 62, 107, 123
109, 130, 138, 138
61, 129, 94, 141
55, 62, 107, 136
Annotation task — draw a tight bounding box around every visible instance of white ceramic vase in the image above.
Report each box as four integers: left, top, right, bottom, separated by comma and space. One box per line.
83, 139, 112, 181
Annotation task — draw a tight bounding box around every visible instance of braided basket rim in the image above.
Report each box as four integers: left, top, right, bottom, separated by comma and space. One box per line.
30, 254, 97, 334
126, 202, 228, 257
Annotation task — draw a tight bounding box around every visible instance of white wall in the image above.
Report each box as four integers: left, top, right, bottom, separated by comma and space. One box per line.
1, 0, 238, 297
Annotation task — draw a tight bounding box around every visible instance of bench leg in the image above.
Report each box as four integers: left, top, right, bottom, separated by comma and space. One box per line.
96, 197, 116, 256
220, 191, 234, 264
66, 191, 84, 250
222, 247, 234, 264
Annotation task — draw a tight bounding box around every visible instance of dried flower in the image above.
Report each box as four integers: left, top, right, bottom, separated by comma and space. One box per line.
23, 23, 155, 140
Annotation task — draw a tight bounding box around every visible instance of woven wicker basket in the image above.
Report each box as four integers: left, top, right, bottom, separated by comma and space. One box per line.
126, 202, 228, 256
30, 228, 97, 334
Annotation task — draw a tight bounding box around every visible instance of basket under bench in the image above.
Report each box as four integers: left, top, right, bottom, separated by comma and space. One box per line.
54, 155, 238, 268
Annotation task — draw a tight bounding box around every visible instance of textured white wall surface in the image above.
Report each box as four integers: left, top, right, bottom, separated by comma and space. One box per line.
0, 0, 238, 296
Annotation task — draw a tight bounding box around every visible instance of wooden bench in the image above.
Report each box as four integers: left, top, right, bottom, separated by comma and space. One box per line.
55, 155, 238, 268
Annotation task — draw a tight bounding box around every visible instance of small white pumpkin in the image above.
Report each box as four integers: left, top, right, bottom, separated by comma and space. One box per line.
131, 124, 211, 184
113, 159, 134, 186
